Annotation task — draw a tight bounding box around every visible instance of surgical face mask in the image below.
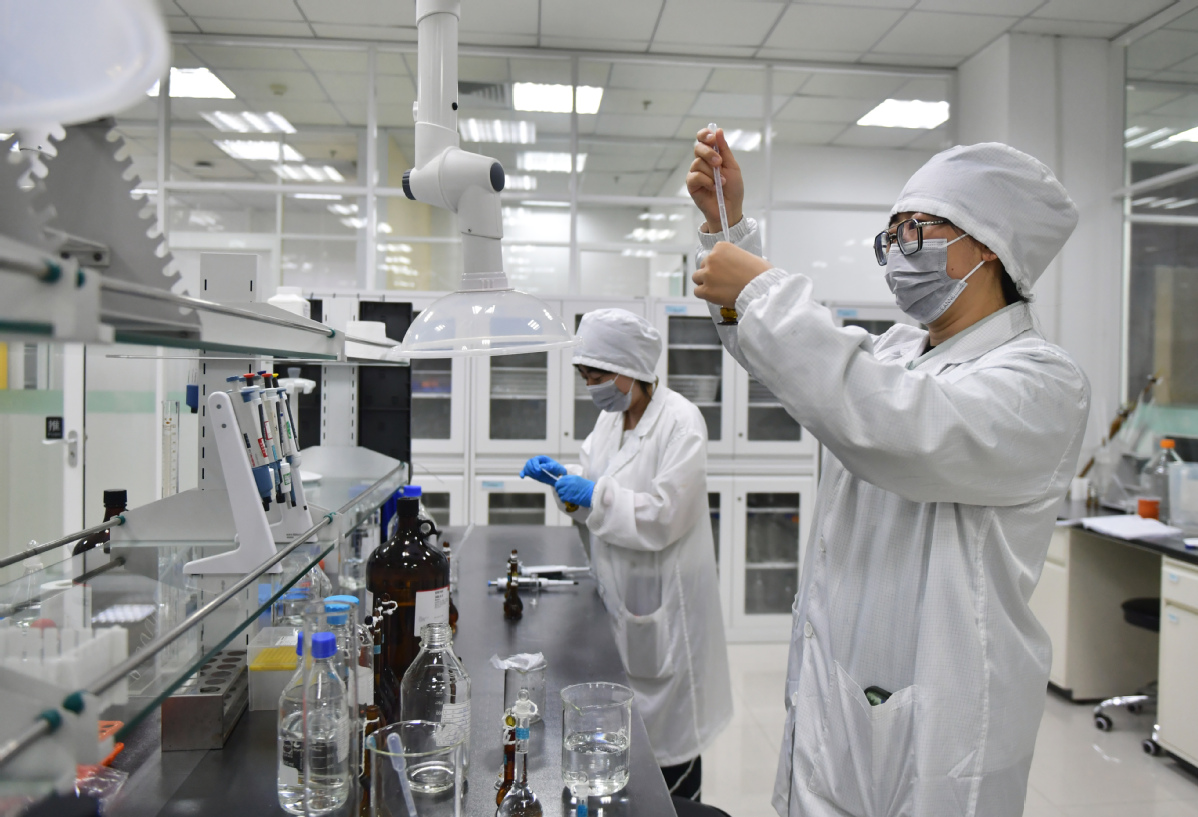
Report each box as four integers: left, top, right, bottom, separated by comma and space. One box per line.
884, 234, 985, 324
588, 377, 632, 413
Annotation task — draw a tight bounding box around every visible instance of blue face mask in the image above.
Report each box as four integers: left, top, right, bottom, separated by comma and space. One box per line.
884, 235, 984, 324
587, 378, 632, 413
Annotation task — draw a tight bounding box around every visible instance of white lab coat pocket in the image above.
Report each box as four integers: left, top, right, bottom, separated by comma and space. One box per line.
808, 662, 918, 817
614, 595, 677, 680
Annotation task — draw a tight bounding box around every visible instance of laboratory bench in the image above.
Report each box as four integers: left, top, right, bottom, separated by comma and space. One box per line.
102, 525, 676, 817
1029, 498, 1198, 769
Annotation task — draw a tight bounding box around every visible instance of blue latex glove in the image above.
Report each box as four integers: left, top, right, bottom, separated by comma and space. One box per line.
520, 456, 565, 486
556, 475, 595, 509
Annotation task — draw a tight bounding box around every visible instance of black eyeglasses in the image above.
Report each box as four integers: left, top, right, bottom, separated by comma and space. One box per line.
873, 218, 950, 266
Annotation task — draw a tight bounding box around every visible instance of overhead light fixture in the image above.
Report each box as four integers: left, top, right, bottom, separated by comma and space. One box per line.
858, 99, 949, 129
517, 151, 586, 173
272, 164, 345, 182
1125, 127, 1174, 148
341, 217, 367, 229
328, 203, 358, 215
379, 242, 414, 252
626, 227, 675, 242
216, 139, 304, 161
513, 83, 604, 114
1166, 198, 1198, 209
1131, 196, 1158, 206
1167, 125, 1198, 142
201, 110, 295, 134
147, 67, 235, 99
724, 129, 762, 151
459, 118, 536, 144
505, 174, 537, 190
1124, 126, 1147, 139
1148, 197, 1179, 207
293, 192, 342, 200
521, 200, 570, 207
622, 249, 657, 258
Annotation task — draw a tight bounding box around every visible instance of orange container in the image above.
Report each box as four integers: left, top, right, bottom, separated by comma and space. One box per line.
1138, 497, 1161, 520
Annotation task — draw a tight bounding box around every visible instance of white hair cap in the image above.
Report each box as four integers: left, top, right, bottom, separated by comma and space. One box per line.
572, 308, 661, 383
891, 142, 1078, 299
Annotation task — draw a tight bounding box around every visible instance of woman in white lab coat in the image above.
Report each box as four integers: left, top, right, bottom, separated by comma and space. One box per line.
521, 308, 733, 802
687, 136, 1090, 817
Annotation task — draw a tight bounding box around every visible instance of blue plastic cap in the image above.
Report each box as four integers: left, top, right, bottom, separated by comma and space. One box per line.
296, 633, 304, 656
402, 485, 422, 497
251, 465, 273, 498
282, 589, 307, 600
239, 388, 256, 402
325, 595, 360, 607
226, 375, 243, 383
312, 632, 337, 659
328, 614, 347, 626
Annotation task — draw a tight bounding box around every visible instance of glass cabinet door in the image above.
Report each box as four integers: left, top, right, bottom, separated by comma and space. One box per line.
477, 351, 561, 454
411, 358, 453, 439
472, 479, 566, 527
487, 493, 546, 526
731, 476, 814, 639
666, 316, 722, 443
733, 368, 814, 456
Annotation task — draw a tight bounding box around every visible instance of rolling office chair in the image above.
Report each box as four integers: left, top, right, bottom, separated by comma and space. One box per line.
1092, 597, 1162, 755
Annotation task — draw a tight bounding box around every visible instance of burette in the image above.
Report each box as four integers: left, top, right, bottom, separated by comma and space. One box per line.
708, 122, 738, 325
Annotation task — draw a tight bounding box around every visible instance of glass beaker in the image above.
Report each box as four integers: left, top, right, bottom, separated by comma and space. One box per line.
503, 663, 546, 725
368, 721, 463, 817
560, 682, 633, 797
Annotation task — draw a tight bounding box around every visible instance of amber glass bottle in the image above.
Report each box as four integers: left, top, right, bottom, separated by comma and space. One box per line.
503, 549, 523, 621
495, 713, 517, 805
366, 497, 449, 723
444, 538, 460, 633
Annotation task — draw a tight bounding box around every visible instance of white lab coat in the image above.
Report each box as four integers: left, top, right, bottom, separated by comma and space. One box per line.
698, 219, 1089, 817
556, 386, 734, 767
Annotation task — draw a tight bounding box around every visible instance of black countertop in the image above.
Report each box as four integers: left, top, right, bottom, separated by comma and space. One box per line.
1058, 497, 1198, 567
109, 525, 675, 817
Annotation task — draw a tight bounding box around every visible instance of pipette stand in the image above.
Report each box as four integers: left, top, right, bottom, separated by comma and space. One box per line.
184, 390, 281, 575
270, 452, 314, 542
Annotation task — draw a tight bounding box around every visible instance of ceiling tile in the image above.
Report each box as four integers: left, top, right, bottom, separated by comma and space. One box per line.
540, 36, 651, 51
771, 121, 845, 144
314, 73, 369, 101
1127, 90, 1188, 115
600, 89, 699, 116
903, 126, 952, 151
858, 52, 965, 68
892, 77, 951, 100
193, 18, 314, 36
594, 114, 685, 139
176, 0, 304, 20
458, 57, 511, 83
1031, 0, 1174, 25
297, 49, 370, 74
689, 91, 765, 119
168, 17, 201, 32
764, 4, 905, 53
189, 45, 307, 70
158, 0, 186, 16
1128, 30, 1198, 72
460, 32, 539, 47
870, 11, 1018, 58
774, 95, 876, 123
1160, 53, 1198, 76
1147, 94, 1198, 119
578, 62, 613, 86
459, 0, 539, 35
653, 0, 786, 47
218, 69, 330, 102
798, 73, 907, 100
270, 100, 347, 126
542, 0, 663, 42
705, 68, 767, 94
376, 52, 412, 76
915, 0, 1039, 14
676, 115, 764, 139
771, 69, 814, 96
309, 23, 416, 40
833, 124, 929, 149
608, 64, 712, 93
795, 0, 915, 7
1152, 69, 1198, 83
296, 0, 414, 25
508, 58, 573, 83
1012, 17, 1125, 37
754, 47, 862, 62
1167, 9, 1198, 31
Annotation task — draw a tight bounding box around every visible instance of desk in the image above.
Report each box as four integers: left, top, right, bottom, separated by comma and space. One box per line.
1028, 500, 1198, 765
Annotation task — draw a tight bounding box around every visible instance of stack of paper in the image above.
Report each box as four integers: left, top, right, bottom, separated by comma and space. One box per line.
1080, 515, 1182, 540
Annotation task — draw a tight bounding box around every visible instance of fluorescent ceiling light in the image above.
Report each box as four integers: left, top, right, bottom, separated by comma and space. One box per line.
1125, 128, 1174, 148
272, 164, 345, 182
341, 217, 367, 229
292, 192, 342, 200
1168, 125, 1198, 142
378, 243, 413, 252
328, 203, 358, 215
622, 249, 657, 258
517, 151, 586, 173
521, 200, 570, 207
857, 99, 949, 129
1149, 197, 1178, 207
459, 118, 536, 144
216, 140, 303, 161
1131, 196, 1158, 206
1165, 198, 1198, 209
505, 174, 537, 191
512, 83, 603, 114
626, 227, 675, 242
724, 129, 762, 151
147, 67, 235, 99
1150, 139, 1178, 149
1124, 126, 1147, 139
202, 110, 295, 134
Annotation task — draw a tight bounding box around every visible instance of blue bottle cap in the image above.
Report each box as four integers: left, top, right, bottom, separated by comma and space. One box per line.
324, 601, 350, 626
403, 485, 422, 498
311, 632, 337, 659
325, 595, 360, 607
295, 632, 304, 657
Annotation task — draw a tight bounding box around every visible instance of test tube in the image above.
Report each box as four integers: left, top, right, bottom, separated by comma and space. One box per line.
707, 121, 739, 326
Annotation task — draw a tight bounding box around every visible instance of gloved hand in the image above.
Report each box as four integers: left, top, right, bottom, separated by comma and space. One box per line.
520, 456, 565, 486
556, 475, 595, 509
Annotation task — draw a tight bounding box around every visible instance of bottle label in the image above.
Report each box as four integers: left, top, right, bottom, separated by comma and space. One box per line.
437, 701, 470, 747
413, 586, 450, 636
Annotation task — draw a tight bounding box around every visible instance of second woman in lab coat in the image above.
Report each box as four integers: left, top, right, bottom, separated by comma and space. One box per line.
521, 308, 732, 802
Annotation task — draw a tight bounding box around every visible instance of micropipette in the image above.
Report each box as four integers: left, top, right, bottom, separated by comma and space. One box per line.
707, 121, 739, 326
487, 576, 578, 589
542, 467, 579, 512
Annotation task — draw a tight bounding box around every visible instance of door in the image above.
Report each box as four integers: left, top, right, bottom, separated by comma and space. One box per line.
1159, 599, 1198, 765
707, 475, 735, 632
652, 300, 734, 456
732, 366, 815, 457
730, 475, 815, 640
472, 477, 569, 527
559, 298, 648, 457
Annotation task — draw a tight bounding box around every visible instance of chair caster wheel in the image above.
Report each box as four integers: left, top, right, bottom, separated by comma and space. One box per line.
1143, 738, 1161, 756
1094, 714, 1113, 731
1128, 703, 1142, 714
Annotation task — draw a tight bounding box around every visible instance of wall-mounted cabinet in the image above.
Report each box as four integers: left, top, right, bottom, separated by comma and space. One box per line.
471, 476, 570, 528
653, 299, 735, 456
475, 349, 564, 456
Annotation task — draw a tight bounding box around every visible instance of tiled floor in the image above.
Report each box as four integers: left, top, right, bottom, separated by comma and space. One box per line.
702, 644, 1198, 817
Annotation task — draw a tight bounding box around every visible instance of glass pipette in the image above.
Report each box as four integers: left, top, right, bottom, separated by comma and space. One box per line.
542, 467, 579, 512
707, 122, 739, 325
